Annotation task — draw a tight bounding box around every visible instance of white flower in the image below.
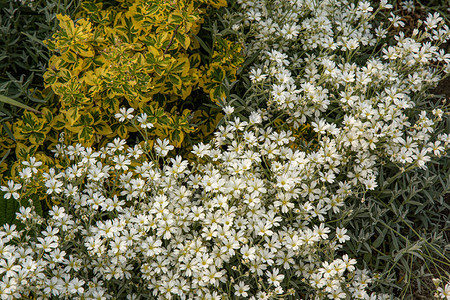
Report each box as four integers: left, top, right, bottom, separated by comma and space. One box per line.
16, 206, 32, 221
437, 281, 450, 299
113, 154, 131, 171
249, 111, 263, 125
380, 0, 393, 9
266, 268, 284, 287
0, 257, 21, 278
114, 107, 134, 122
401, 0, 415, 13
241, 245, 256, 261
336, 227, 350, 243
425, 12, 443, 30
45, 178, 64, 195
341, 254, 357, 272
389, 12, 405, 28
1, 180, 21, 200
68, 278, 85, 295
155, 139, 174, 157
234, 281, 250, 297
223, 105, 235, 116
136, 113, 154, 129
249, 68, 267, 82
192, 143, 211, 158
36, 236, 58, 252
22, 157, 42, 173
0, 224, 19, 242
18, 167, 33, 180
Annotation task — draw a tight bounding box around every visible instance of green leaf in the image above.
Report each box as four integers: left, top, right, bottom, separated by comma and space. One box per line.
2, 122, 15, 141
372, 229, 387, 248
175, 32, 190, 50
193, 35, 211, 54
0, 94, 41, 114
363, 253, 372, 264
0, 149, 11, 166
31, 194, 43, 218
0, 191, 19, 225
20, 31, 47, 47
78, 126, 95, 144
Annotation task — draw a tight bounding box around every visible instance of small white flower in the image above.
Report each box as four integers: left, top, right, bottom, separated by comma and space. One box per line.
45, 178, 64, 195
114, 107, 135, 122
22, 157, 42, 173
266, 268, 284, 287
155, 139, 174, 157
223, 105, 234, 116
234, 281, 250, 297
113, 154, 131, 171
336, 227, 351, 243
249, 68, 267, 82
249, 111, 263, 125
18, 167, 33, 180
380, 0, 393, 9
136, 113, 154, 129
436, 281, 450, 299
1, 180, 21, 200
68, 278, 85, 295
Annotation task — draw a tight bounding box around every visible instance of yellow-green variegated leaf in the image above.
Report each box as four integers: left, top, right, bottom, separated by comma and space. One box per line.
168, 13, 184, 25
210, 85, 226, 103
109, 123, 129, 139
208, 0, 227, 8
73, 43, 95, 58
169, 129, 184, 148
16, 111, 46, 134
188, 53, 201, 68
28, 132, 47, 146
93, 121, 113, 136
66, 112, 95, 133
50, 114, 67, 130
0, 162, 7, 175
15, 142, 38, 161
175, 32, 190, 50
102, 95, 121, 113
64, 107, 81, 125
80, 1, 101, 14
78, 126, 95, 146
55, 14, 76, 41
61, 51, 78, 64
40, 107, 54, 124
181, 85, 192, 100
171, 56, 190, 75
168, 74, 182, 89
155, 126, 170, 141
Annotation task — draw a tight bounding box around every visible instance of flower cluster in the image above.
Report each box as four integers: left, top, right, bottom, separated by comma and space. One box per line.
229, 0, 450, 295
231, 0, 450, 193
0, 113, 386, 299
1, 0, 449, 299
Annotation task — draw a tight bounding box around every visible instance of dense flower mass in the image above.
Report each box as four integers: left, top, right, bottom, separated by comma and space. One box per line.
1, 0, 450, 299
0, 120, 391, 299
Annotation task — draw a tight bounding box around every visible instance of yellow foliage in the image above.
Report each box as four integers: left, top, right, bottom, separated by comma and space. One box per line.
41, 0, 238, 150
1, 0, 244, 188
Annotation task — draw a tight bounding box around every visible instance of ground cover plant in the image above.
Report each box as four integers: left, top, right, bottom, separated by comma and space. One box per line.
0, 0, 450, 299
222, 0, 450, 298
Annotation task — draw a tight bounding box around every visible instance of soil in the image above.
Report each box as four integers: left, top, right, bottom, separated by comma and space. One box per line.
432, 76, 450, 99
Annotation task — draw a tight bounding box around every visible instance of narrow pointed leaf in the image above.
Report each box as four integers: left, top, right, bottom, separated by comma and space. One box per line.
0, 95, 41, 114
